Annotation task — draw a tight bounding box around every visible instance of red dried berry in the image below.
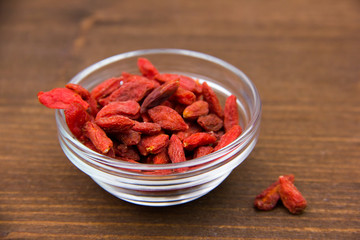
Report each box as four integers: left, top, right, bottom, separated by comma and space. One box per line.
116, 130, 141, 146
202, 82, 224, 118
137, 57, 159, 80
224, 95, 239, 132
132, 121, 162, 135
38, 88, 89, 110
197, 113, 224, 132
95, 115, 135, 133
137, 134, 169, 156
64, 103, 92, 139
278, 175, 307, 214
148, 106, 188, 131
213, 125, 242, 152
102, 75, 156, 104
193, 146, 214, 159
168, 135, 187, 172
90, 77, 122, 101
83, 121, 113, 154
140, 80, 179, 113
183, 100, 209, 119
115, 144, 140, 161
254, 175, 295, 211
183, 132, 217, 151
173, 87, 196, 105
96, 100, 140, 120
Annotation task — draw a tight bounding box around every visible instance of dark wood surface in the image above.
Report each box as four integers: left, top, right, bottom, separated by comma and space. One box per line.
1, 0, 359, 239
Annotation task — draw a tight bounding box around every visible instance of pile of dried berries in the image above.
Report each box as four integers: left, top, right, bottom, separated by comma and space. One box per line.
38, 58, 242, 173
254, 174, 307, 214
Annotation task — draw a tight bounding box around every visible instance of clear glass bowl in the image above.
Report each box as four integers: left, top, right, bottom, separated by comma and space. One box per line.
55, 49, 261, 206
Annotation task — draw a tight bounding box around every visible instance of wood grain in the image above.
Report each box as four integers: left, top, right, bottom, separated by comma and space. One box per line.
1, 0, 359, 239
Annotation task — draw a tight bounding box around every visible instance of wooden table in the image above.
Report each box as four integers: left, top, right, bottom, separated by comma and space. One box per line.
1, 0, 359, 239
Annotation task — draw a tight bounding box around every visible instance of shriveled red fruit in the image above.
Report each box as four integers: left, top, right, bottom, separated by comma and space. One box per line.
137, 57, 159, 80
183, 132, 217, 151
66, 83, 99, 116
116, 130, 141, 146
64, 103, 92, 139
213, 125, 242, 151
254, 175, 295, 211
101, 75, 156, 104
137, 134, 169, 156
150, 150, 173, 175
65, 83, 91, 100
278, 175, 307, 214
153, 150, 171, 164
148, 106, 188, 131
132, 121, 162, 135
38, 88, 89, 110
168, 135, 187, 172
197, 113, 223, 132
140, 112, 152, 122
155, 73, 202, 94
173, 87, 196, 105
176, 122, 203, 141
90, 77, 122, 101
224, 95, 239, 132
96, 100, 140, 120
140, 80, 179, 113
193, 146, 214, 158
202, 82, 223, 118
95, 115, 135, 132
115, 144, 140, 161
183, 100, 209, 119
83, 121, 113, 154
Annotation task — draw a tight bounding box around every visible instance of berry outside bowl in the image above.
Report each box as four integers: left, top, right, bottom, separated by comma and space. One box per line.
55, 49, 261, 207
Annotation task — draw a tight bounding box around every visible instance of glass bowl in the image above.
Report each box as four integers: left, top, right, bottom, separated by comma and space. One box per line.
55, 49, 261, 206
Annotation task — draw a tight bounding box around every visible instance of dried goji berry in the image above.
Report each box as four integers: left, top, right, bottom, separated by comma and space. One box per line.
140, 112, 152, 123
95, 100, 140, 120
151, 150, 173, 175
173, 87, 196, 105
137, 57, 159, 80
278, 175, 307, 214
137, 133, 169, 156
115, 143, 140, 161
65, 83, 91, 100
66, 83, 99, 116
38, 88, 89, 110
116, 130, 141, 146
254, 175, 295, 211
90, 77, 122, 101
213, 125, 242, 152
193, 146, 213, 158
100, 75, 156, 105
95, 115, 135, 132
183, 132, 217, 151
168, 135, 187, 172
174, 104, 187, 115
153, 150, 171, 164
64, 102, 92, 139
132, 121, 162, 135
197, 113, 223, 132
202, 82, 224, 118
224, 95, 239, 132
155, 73, 202, 94
160, 100, 175, 108
148, 106, 188, 131
176, 122, 203, 141
183, 100, 209, 119
140, 79, 179, 113
83, 121, 113, 154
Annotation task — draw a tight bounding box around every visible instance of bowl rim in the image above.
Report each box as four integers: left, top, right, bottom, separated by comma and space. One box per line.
56, 48, 261, 171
